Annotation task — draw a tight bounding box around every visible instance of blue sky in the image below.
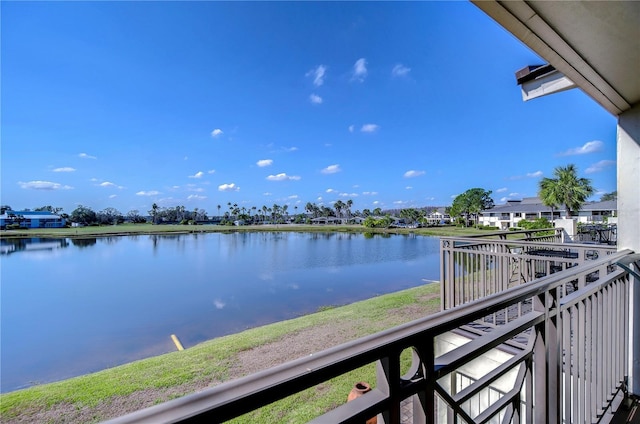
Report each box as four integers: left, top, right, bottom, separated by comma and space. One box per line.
1, 1, 617, 216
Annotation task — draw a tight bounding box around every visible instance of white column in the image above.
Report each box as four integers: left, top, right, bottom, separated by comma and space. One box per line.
618, 104, 640, 395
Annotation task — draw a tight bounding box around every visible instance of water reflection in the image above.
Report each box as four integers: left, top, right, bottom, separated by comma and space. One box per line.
1, 238, 69, 255
1, 232, 441, 392
71, 238, 97, 248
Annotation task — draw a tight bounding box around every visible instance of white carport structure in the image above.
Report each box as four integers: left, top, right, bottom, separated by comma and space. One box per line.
472, 0, 640, 394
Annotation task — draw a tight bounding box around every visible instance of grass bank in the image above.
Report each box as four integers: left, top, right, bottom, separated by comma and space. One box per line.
1, 283, 441, 423
0, 223, 485, 239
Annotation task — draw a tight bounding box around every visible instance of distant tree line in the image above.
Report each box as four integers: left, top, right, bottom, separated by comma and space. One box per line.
2, 165, 601, 228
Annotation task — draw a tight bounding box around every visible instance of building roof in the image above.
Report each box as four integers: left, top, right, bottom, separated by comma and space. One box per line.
472, 1, 640, 116
482, 198, 617, 215
1, 211, 63, 219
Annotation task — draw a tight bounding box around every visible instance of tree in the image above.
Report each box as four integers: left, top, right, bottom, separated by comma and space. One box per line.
538, 164, 594, 218
450, 188, 494, 227
127, 209, 146, 223
600, 191, 617, 202
400, 208, 422, 226
97, 207, 124, 225
345, 199, 353, 223
149, 203, 159, 224
34, 205, 63, 214
333, 200, 345, 221
0, 205, 12, 214
70, 205, 98, 225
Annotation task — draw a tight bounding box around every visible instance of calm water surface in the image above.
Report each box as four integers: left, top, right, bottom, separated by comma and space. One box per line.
1, 232, 441, 392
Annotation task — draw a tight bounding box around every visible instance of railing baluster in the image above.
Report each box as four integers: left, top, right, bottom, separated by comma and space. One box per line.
577, 300, 585, 423
585, 296, 593, 423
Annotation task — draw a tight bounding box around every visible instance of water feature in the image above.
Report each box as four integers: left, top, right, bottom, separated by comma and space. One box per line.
0, 232, 441, 392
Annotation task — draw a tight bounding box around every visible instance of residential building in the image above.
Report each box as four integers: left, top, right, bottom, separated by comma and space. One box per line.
479, 197, 617, 229
0, 211, 66, 229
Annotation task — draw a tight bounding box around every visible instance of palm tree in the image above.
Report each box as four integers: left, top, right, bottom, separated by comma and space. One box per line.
217, 204, 221, 217
346, 199, 353, 223
150, 203, 159, 224
334, 200, 345, 222
538, 164, 594, 218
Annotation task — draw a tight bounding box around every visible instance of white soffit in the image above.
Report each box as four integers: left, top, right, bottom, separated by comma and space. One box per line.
520, 69, 577, 102
472, 0, 640, 116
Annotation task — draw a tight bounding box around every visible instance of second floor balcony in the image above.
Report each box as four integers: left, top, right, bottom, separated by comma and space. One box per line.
106, 228, 639, 423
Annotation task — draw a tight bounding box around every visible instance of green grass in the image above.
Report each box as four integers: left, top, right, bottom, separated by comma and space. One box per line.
0, 223, 484, 239
0, 283, 441, 423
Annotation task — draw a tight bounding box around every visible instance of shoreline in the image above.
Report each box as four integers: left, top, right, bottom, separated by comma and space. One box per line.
0, 223, 484, 239
0, 283, 441, 423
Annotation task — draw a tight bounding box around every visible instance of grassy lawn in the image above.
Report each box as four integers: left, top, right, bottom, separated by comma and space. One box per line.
0, 283, 441, 423
0, 223, 486, 239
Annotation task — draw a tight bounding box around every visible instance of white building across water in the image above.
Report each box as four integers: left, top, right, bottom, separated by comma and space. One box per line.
479, 197, 617, 230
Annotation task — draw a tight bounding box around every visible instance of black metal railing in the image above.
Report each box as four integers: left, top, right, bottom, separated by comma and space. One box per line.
440, 233, 616, 310
104, 247, 635, 424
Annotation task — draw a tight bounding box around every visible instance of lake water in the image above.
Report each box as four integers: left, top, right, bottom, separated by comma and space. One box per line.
0, 232, 441, 393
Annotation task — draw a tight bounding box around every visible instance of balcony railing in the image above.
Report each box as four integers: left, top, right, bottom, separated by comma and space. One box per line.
105, 233, 636, 424
439, 230, 617, 310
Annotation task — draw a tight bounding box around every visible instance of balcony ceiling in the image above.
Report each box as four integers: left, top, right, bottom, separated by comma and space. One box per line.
472, 0, 640, 116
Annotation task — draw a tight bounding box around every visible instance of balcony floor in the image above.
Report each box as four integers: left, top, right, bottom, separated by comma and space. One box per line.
612, 397, 640, 424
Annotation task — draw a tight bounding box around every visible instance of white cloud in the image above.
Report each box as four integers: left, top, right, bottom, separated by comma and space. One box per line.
362, 191, 378, 195
372, 200, 380, 205
53, 167, 75, 172
526, 171, 543, 178
263, 192, 272, 196
257, 159, 273, 167
208, 169, 216, 174
136, 190, 161, 196
391, 64, 411, 77
187, 194, 207, 201
18, 180, 73, 190
321, 164, 341, 174
348, 125, 355, 133
393, 200, 407, 205
339, 192, 358, 197
306, 65, 327, 87
218, 183, 240, 192
187, 187, 205, 192
352, 58, 368, 82
288, 195, 299, 199
326, 188, 336, 193
284, 146, 298, 152
90, 178, 99, 182
100, 181, 116, 187
361, 124, 379, 133
266, 173, 301, 181
509, 192, 520, 197
500, 197, 509, 202
189, 171, 205, 179
78, 153, 97, 159
560, 140, 604, 156
310, 93, 323, 104
109, 194, 117, 199
404, 170, 425, 178
586, 159, 616, 174
211, 129, 223, 138
406, 186, 413, 190
496, 187, 508, 193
